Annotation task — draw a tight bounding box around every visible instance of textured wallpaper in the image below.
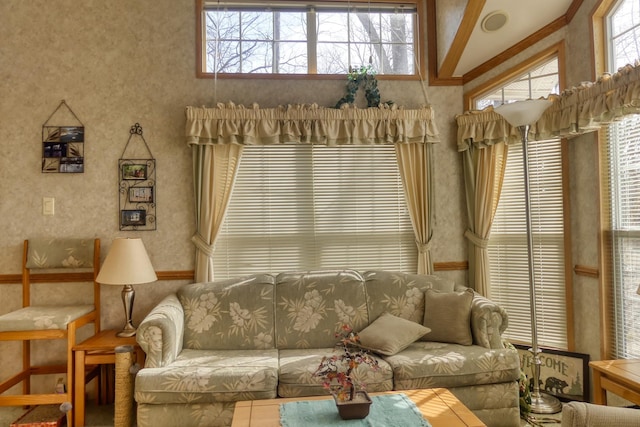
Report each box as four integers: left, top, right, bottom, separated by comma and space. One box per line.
0, 0, 467, 393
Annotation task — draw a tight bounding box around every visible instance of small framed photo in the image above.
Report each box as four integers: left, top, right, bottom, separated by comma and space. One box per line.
129, 187, 154, 203
122, 164, 147, 180
121, 209, 146, 226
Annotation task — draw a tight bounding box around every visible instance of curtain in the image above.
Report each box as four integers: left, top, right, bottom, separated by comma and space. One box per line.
396, 143, 435, 274
186, 102, 440, 280
192, 144, 243, 282
455, 62, 640, 295
455, 110, 509, 296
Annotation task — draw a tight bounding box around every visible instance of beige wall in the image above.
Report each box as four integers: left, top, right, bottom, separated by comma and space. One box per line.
0, 0, 466, 393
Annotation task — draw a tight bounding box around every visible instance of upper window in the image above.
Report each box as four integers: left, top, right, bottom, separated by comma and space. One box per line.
608, 0, 640, 70
197, 0, 422, 77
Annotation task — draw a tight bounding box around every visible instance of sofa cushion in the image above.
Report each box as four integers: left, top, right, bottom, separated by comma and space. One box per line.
422, 288, 474, 345
357, 312, 430, 356
177, 274, 275, 350
384, 341, 521, 390
135, 349, 279, 404
362, 270, 456, 324
277, 348, 394, 398
274, 270, 369, 349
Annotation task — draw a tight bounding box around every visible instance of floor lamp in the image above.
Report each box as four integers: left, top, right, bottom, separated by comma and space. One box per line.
495, 99, 562, 414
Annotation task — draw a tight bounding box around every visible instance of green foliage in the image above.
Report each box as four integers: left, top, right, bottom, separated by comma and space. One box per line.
335, 65, 392, 108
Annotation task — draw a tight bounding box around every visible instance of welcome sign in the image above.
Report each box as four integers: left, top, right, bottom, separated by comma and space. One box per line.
514, 344, 590, 402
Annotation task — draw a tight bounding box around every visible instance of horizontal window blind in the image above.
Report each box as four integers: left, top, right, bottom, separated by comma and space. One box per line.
488, 138, 568, 348
213, 144, 417, 278
606, 116, 640, 359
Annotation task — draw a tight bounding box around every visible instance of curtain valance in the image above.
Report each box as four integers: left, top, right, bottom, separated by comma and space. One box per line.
456, 62, 640, 152
186, 102, 440, 146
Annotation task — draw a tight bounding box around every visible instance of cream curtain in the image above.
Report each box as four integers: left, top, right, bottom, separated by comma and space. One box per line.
456, 62, 640, 295
456, 110, 509, 296
191, 144, 243, 282
396, 143, 434, 274
186, 102, 440, 281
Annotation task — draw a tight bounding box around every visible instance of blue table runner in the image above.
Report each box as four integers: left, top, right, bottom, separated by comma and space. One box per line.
280, 393, 432, 427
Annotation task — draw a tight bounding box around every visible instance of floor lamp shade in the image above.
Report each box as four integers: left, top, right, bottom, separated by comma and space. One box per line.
96, 238, 157, 337
495, 98, 561, 414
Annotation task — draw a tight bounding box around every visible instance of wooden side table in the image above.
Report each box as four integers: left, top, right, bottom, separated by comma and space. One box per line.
73, 329, 145, 427
590, 359, 640, 405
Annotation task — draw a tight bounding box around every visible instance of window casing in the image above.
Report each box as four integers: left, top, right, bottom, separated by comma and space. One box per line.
473, 58, 569, 349
604, 0, 640, 359
197, 0, 423, 78
213, 144, 417, 278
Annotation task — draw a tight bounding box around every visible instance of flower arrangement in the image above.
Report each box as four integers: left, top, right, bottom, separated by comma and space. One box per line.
314, 324, 379, 402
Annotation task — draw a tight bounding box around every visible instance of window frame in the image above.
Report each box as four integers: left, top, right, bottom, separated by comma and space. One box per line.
595, 0, 640, 360
195, 0, 426, 80
464, 42, 573, 350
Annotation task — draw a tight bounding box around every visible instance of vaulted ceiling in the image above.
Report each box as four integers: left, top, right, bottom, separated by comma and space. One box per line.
428, 0, 583, 85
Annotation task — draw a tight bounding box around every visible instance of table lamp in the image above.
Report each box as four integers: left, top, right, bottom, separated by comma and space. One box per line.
96, 238, 157, 337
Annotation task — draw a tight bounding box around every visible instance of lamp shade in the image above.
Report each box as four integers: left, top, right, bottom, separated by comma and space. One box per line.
96, 238, 157, 285
494, 99, 552, 127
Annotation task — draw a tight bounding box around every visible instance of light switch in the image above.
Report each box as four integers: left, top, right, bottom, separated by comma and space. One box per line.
43, 197, 55, 215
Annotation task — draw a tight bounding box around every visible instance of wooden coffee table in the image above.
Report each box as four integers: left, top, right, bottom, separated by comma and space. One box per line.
231, 388, 486, 427
590, 359, 640, 405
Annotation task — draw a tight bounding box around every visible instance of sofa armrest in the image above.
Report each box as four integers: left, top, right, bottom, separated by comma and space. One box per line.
136, 294, 184, 368
561, 402, 640, 427
469, 291, 509, 349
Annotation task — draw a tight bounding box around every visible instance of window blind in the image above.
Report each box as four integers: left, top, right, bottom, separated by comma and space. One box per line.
605, 117, 640, 359
213, 144, 417, 278
487, 139, 568, 348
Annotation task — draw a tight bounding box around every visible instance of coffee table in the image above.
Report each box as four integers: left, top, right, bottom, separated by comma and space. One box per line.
231, 388, 486, 427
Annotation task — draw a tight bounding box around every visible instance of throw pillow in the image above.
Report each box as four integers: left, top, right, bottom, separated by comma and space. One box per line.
357, 312, 430, 356
422, 288, 474, 345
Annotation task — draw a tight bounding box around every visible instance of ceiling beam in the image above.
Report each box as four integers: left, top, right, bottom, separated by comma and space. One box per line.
439, 0, 486, 79
426, 0, 463, 86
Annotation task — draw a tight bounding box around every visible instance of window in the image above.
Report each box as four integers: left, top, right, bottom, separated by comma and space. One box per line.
473, 58, 569, 348
197, 0, 422, 77
604, 0, 640, 359
213, 144, 417, 278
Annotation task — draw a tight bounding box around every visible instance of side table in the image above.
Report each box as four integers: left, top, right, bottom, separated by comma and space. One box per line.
73, 329, 145, 427
590, 359, 640, 406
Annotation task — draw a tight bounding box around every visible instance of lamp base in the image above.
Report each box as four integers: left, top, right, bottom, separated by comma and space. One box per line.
116, 322, 137, 338
530, 391, 562, 414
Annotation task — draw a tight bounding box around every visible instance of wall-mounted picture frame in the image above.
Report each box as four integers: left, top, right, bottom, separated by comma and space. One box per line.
42, 126, 85, 173
41, 101, 85, 174
129, 187, 154, 203
122, 163, 147, 180
514, 344, 590, 402
121, 209, 146, 226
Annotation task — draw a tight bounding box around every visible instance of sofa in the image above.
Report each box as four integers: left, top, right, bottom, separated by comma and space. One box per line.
134, 270, 521, 427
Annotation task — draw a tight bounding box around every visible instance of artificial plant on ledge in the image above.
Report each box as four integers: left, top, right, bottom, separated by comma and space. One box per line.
334, 65, 393, 109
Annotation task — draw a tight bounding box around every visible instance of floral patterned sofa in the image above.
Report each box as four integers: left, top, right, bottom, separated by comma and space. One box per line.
134, 270, 521, 427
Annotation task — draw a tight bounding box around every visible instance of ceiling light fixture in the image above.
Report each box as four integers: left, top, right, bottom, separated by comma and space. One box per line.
481, 10, 509, 33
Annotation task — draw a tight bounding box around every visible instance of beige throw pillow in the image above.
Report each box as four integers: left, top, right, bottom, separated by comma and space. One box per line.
357, 312, 430, 356
422, 288, 474, 345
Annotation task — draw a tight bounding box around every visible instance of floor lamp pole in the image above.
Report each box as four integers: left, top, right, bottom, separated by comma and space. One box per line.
518, 124, 562, 414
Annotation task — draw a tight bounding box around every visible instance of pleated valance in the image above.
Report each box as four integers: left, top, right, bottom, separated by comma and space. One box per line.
186, 102, 440, 146
456, 61, 640, 151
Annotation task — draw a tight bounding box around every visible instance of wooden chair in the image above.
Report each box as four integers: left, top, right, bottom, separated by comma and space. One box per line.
0, 238, 100, 427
